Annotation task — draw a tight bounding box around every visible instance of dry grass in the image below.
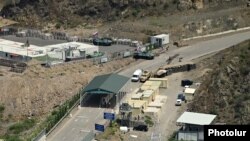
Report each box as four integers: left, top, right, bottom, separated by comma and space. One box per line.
0, 58, 136, 120
0, 17, 18, 28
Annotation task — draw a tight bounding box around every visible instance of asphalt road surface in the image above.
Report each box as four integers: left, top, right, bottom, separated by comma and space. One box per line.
47, 107, 113, 141
119, 30, 250, 77
46, 30, 250, 141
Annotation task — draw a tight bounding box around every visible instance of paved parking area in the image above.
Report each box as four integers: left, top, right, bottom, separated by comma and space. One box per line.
1, 35, 134, 54
1, 35, 66, 46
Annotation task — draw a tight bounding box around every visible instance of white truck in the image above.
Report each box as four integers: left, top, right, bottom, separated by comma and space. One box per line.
131, 69, 143, 82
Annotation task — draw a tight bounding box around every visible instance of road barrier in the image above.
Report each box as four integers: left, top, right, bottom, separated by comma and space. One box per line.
154, 62, 196, 78
183, 26, 250, 41
1, 27, 141, 47
0, 58, 27, 73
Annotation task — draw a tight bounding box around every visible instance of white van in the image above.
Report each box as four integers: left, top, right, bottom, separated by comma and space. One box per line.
131, 69, 143, 82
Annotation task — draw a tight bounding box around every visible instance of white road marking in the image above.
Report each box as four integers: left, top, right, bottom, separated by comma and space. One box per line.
80, 129, 90, 133
77, 115, 88, 118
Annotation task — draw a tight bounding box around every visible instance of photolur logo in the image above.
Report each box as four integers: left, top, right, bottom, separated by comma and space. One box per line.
204, 125, 250, 140
208, 129, 247, 137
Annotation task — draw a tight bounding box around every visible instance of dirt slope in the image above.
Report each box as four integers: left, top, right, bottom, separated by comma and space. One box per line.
0, 58, 136, 120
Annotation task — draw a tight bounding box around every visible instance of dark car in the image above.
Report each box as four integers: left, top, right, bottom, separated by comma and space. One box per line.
177, 93, 186, 101
133, 52, 154, 60
133, 125, 148, 132
93, 38, 112, 46
181, 79, 193, 87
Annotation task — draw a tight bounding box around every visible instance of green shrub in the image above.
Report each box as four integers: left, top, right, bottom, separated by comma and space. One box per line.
45, 93, 80, 133
9, 119, 36, 134
172, 0, 179, 4
209, 107, 218, 115
144, 115, 151, 120
145, 118, 154, 127
4, 135, 23, 141
0, 104, 4, 113
239, 65, 250, 76
55, 23, 61, 29
164, 3, 169, 9
168, 131, 178, 141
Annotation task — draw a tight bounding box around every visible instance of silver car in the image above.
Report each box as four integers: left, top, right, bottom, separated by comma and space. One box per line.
175, 99, 182, 106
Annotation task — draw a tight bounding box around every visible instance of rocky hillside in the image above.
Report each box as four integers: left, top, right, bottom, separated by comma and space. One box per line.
0, 0, 246, 28
189, 40, 250, 124
0, 0, 249, 42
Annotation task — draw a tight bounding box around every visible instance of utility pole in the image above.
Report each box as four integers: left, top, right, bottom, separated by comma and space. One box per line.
46, 50, 48, 67
26, 44, 28, 61
65, 20, 68, 30
26, 38, 29, 61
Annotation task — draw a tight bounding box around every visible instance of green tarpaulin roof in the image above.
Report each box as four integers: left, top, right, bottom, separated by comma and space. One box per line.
83, 73, 129, 94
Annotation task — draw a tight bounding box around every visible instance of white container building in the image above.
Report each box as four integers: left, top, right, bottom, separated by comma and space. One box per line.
150, 34, 169, 47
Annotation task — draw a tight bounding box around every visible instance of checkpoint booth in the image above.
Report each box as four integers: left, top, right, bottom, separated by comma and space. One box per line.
176, 112, 217, 141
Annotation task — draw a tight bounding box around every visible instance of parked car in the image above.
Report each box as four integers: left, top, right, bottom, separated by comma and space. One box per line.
177, 93, 186, 101
93, 38, 112, 46
175, 99, 182, 106
181, 79, 193, 87
133, 52, 154, 60
86, 52, 104, 58
133, 125, 148, 132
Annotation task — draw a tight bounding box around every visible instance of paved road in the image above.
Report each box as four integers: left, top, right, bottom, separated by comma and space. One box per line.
46, 30, 250, 141
120, 30, 250, 77
119, 30, 250, 141
47, 107, 113, 141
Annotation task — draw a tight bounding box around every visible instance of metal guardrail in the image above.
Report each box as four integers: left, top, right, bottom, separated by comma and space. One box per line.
42, 49, 134, 68
31, 89, 84, 140
32, 129, 46, 141
46, 98, 80, 137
